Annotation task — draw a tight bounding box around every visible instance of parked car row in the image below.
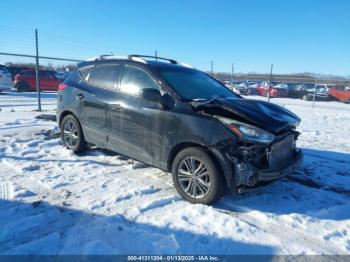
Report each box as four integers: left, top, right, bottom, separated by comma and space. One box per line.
0, 64, 71, 92
225, 80, 350, 103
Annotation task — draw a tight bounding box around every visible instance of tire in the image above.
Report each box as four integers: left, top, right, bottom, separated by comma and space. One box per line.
60, 114, 86, 153
16, 82, 30, 92
171, 147, 225, 205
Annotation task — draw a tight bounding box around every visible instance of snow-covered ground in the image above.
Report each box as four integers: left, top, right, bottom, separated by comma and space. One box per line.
0, 90, 350, 255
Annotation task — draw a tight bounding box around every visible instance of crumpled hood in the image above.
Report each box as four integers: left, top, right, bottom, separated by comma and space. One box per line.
191, 98, 301, 134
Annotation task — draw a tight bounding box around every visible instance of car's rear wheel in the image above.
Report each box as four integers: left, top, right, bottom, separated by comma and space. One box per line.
16, 82, 30, 92
172, 147, 225, 204
60, 115, 86, 153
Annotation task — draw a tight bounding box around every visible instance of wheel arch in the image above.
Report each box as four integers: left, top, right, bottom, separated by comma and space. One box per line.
58, 110, 79, 128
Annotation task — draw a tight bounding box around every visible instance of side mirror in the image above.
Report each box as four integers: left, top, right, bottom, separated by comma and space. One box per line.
140, 88, 162, 103
140, 88, 175, 109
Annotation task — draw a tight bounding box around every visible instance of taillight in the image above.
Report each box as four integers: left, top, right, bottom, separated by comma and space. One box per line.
58, 83, 67, 91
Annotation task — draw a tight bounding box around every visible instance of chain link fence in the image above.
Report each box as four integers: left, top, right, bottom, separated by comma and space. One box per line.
1, 30, 349, 111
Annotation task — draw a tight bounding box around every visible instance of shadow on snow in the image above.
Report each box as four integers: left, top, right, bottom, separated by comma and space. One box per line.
0, 199, 275, 255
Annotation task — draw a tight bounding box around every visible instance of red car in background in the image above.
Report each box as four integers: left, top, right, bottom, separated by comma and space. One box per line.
256, 81, 288, 98
14, 70, 61, 92
329, 86, 350, 103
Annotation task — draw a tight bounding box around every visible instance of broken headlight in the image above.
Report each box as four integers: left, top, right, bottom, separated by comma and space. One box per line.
217, 116, 275, 144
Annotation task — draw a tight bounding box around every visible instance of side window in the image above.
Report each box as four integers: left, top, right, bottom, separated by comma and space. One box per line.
88, 64, 121, 90
39, 71, 53, 78
79, 67, 92, 81
119, 66, 159, 96
23, 71, 34, 77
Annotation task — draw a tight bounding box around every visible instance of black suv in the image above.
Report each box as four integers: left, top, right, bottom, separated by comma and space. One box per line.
57, 55, 303, 204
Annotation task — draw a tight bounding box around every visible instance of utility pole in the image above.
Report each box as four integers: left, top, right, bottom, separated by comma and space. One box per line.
211, 60, 214, 77
35, 29, 41, 111
155, 50, 158, 61
267, 64, 273, 102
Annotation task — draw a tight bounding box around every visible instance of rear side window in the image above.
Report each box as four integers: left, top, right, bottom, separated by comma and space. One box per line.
83, 64, 121, 90
119, 66, 159, 96
79, 67, 92, 80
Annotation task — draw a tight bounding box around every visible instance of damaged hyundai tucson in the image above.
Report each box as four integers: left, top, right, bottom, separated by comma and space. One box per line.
57, 55, 303, 205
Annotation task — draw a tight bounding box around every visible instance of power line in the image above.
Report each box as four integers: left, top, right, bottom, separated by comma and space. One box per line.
0, 52, 82, 63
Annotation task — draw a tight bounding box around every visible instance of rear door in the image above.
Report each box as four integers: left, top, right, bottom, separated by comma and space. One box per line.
109, 65, 163, 164
77, 63, 122, 148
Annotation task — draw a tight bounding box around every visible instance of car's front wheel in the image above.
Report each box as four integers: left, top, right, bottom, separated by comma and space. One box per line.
60, 115, 86, 153
172, 147, 225, 204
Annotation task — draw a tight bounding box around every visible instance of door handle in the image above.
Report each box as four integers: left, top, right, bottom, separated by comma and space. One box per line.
75, 94, 84, 101
112, 104, 123, 112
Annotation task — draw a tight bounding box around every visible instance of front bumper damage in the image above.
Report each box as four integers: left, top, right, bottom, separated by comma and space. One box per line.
209, 131, 303, 192
258, 150, 303, 181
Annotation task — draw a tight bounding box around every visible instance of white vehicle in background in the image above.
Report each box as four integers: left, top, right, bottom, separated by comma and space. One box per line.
0, 65, 13, 93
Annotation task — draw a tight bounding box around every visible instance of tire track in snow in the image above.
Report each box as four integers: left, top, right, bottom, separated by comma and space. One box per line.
0, 162, 12, 200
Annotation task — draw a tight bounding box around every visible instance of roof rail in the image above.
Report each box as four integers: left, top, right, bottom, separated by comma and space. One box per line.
98, 54, 128, 60
86, 54, 193, 68
128, 55, 178, 64
86, 55, 128, 61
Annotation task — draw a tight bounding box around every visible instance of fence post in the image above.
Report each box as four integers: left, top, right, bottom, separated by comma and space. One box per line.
267, 64, 273, 102
231, 63, 234, 85
312, 78, 317, 108
35, 29, 41, 112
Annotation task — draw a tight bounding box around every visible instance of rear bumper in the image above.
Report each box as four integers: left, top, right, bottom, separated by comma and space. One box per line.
257, 150, 303, 181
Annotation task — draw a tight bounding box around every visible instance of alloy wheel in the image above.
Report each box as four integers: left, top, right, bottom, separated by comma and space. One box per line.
177, 157, 211, 199
63, 120, 79, 148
